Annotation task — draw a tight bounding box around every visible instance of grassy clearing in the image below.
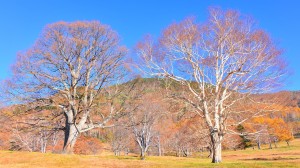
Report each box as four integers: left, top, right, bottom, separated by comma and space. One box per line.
0, 139, 299, 168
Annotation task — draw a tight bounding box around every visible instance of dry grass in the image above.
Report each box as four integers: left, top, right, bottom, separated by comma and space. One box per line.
0, 139, 300, 168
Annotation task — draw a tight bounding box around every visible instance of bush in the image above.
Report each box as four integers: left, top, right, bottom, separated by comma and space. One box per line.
74, 136, 103, 155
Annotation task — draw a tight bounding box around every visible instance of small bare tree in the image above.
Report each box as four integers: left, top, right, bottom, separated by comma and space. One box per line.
2, 21, 128, 154
136, 8, 285, 163
7, 106, 63, 153
111, 126, 131, 156
125, 79, 167, 160
128, 102, 161, 160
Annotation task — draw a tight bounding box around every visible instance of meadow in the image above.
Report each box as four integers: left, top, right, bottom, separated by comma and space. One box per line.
0, 139, 299, 168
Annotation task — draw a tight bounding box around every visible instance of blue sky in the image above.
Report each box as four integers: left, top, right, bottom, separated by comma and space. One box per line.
0, 0, 299, 90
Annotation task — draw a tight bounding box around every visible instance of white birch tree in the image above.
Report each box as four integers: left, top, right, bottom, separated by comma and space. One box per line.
136, 8, 285, 163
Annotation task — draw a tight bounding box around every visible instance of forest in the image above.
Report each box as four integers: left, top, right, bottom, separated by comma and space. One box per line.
0, 8, 299, 165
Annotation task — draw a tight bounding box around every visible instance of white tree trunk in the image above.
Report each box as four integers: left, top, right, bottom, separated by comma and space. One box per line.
140, 148, 146, 160
211, 133, 222, 163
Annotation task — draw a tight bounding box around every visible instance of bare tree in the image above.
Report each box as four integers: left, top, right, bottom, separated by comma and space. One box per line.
2, 21, 128, 154
124, 79, 167, 160
110, 126, 131, 156
6, 105, 63, 153
153, 133, 163, 156
136, 8, 285, 163
166, 117, 209, 157
128, 103, 160, 160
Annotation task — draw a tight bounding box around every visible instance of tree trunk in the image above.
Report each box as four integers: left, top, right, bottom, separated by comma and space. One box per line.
211, 133, 222, 163
273, 140, 277, 148
41, 138, 47, 153
158, 145, 162, 156
183, 148, 188, 157
286, 141, 290, 146
63, 123, 79, 154
176, 148, 181, 157
125, 148, 129, 156
140, 148, 146, 160
208, 144, 213, 158
257, 137, 261, 149
114, 150, 120, 156
157, 136, 162, 156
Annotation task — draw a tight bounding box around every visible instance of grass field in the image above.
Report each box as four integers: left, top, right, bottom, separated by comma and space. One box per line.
0, 139, 299, 168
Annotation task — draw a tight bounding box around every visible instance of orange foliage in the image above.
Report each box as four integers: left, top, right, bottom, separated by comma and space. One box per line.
0, 132, 11, 150
253, 117, 294, 142
74, 136, 103, 155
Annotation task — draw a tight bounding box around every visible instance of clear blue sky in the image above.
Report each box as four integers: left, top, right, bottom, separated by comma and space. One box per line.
0, 0, 299, 90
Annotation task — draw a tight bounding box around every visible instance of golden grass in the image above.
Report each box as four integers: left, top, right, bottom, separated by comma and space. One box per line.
0, 139, 300, 168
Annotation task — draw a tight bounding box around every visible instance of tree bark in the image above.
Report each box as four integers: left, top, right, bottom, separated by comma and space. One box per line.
40, 138, 47, 153
208, 145, 213, 158
158, 145, 162, 156
157, 136, 162, 156
140, 148, 146, 160
183, 148, 188, 157
211, 133, 222, 163
257, 142, 261, 149
63, 122, 79, 154
257, 137, 261, 149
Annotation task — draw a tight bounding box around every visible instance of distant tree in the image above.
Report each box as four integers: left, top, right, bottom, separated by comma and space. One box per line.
136, 8, 285, 163
122, 79, 167, 160
128, 98, 165, 160
236, 124, 252, 149
254, 117, 294, 147
241, 122, 268, 150
166, 116, 209, 157
2, 21, 128, 154
11, 113, 62, 153
110, 126, 131, 156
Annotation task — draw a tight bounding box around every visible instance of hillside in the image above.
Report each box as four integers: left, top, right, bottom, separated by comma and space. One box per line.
0, 78, 299, 157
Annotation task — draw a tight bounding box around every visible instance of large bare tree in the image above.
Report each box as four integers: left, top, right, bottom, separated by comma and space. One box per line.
136, 8, 285, 163
3, 21, 128, 154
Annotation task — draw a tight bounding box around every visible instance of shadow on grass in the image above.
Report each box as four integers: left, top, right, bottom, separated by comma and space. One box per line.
243, 157, 299, 161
